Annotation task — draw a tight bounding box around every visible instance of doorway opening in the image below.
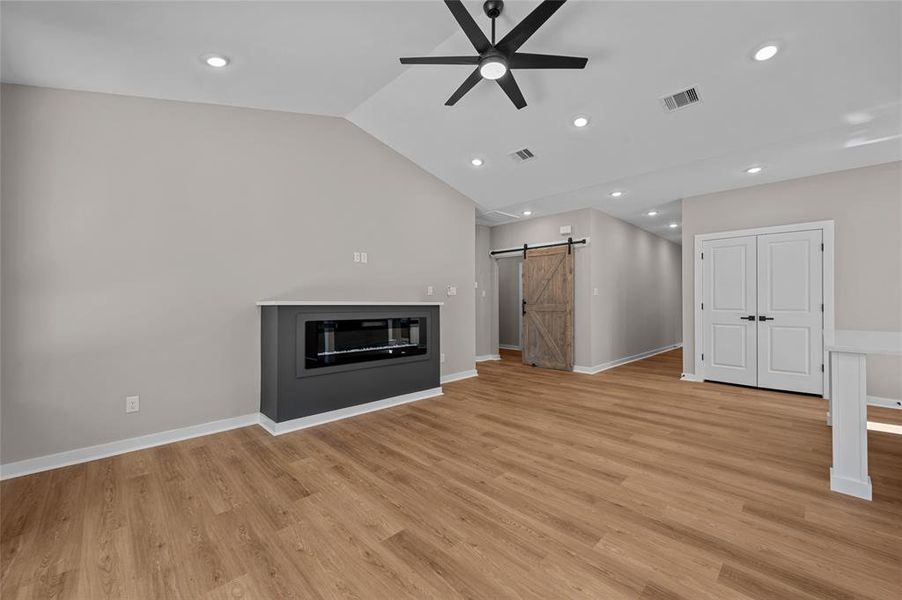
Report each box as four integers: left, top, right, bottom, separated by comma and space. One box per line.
494, 242, 576, 371
497, 257, 523, 352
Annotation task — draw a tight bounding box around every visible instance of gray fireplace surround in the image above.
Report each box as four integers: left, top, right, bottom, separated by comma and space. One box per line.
258, 301, 442, 433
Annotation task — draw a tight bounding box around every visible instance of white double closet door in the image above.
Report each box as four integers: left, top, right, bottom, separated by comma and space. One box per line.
702, 229, 823, 395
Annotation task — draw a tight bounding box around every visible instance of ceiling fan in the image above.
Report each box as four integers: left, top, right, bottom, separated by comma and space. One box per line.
399, 0, 587, 109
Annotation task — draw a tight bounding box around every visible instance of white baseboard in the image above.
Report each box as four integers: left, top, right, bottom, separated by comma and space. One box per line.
868, 395, 902, 410
681, 372, 704, 382
0, 381, 453, 479
574, 344, 682, 375
441, 369, 478, 384
498, 344, 521, 351
830, 469, 872, 500
475, 354, 501, 362
0, 413, 259, 480
259, 386, 443, 436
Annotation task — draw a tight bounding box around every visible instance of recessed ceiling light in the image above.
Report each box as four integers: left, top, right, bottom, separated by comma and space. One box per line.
745, 166, 763, 174
609, 191, 623, 198
522, 210, 533, 216
573, 116, 589, 128
647, 210, 658, 216
753, 44, 779, 62
669, 223, 679, 229
204, 54, 230, 68
471, 158, 484, 167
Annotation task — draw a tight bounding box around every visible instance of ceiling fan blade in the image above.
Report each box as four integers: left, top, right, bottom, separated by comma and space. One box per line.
444, 0, 491, 53
497, 0, 567, 54
400, 56, 480, 65
496, 71, 527, 110
509, 53, 587, 69
445, 68, 483, 106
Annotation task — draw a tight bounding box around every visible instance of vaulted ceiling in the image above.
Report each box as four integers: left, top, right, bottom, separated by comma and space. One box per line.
4, 1, 900, 243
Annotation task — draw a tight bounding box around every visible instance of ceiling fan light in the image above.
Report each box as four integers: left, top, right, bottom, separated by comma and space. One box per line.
479, 60, 507, 80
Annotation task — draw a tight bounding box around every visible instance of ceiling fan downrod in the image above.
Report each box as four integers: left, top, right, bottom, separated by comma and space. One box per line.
484, 0, 503, 44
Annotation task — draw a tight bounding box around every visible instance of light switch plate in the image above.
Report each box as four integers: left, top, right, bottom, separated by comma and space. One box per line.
447, 286, 457, 296
427, 286, 434, 296
353, 252, 361, 263
361, 252, 368, 263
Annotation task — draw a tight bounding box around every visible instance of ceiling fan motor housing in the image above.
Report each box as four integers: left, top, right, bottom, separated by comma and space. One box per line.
483, 1, 503, 19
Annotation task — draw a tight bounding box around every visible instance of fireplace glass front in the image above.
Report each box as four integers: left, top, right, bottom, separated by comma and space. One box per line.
305, 317, 427, 369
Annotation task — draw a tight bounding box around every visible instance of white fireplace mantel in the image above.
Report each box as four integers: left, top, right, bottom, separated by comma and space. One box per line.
256, 300, 444, 306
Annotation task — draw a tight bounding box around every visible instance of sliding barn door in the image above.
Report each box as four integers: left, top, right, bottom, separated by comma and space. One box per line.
756, 230, 824, 394
702, 236, 758, 386
522, 245, 574, 370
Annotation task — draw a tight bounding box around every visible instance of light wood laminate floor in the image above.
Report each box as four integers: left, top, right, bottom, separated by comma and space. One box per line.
2, 350, 901, 599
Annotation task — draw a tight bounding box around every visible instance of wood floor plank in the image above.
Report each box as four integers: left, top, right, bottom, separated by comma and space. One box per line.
2, 349, 901, 599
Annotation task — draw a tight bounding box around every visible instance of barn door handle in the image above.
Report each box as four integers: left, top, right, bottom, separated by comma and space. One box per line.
739, 315, 756, 321
758, 316, 774, 321
522, 300, 527, 316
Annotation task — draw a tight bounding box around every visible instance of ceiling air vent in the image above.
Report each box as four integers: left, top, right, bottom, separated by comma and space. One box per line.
509, 147, 535, 163
661, 86, 700, 111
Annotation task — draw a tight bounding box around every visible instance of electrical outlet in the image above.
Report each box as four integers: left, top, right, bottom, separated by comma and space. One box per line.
353, 252, 361, 263
593, 287, 599, 296
126, 395, 140, 413
426, 286, 434, 296
474, 281, 478, 288
481, 290, 486, 297
447, 285, 457, 296
440, 353, 446, 363
361, 252, 368, 264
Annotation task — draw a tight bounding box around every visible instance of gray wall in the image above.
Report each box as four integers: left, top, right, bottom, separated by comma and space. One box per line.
681, 161, 902, 399
1, 84, 476, 463
489, 208, 681, 368
474, 224, 497, 357
591, 210, 682, 366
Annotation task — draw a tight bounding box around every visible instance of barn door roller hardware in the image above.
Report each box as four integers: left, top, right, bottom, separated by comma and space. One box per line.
490, 237, 587, 258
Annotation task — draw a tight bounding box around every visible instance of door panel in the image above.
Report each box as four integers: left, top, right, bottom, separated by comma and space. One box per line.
711, 324, 750, 369
702, 236, 758, 386
757, 230, 823, 394
522, 245, 574, 371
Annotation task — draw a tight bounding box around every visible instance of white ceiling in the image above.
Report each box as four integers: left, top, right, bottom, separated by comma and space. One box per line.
4, 1, 901, 243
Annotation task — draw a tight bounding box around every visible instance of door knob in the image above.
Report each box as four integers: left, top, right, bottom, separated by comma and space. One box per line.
758, 316, 775, 321
739, 315, 756, 321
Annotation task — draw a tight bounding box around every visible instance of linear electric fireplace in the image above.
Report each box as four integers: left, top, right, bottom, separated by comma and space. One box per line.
259, 302, 441, 425
305, 317, 427, 369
